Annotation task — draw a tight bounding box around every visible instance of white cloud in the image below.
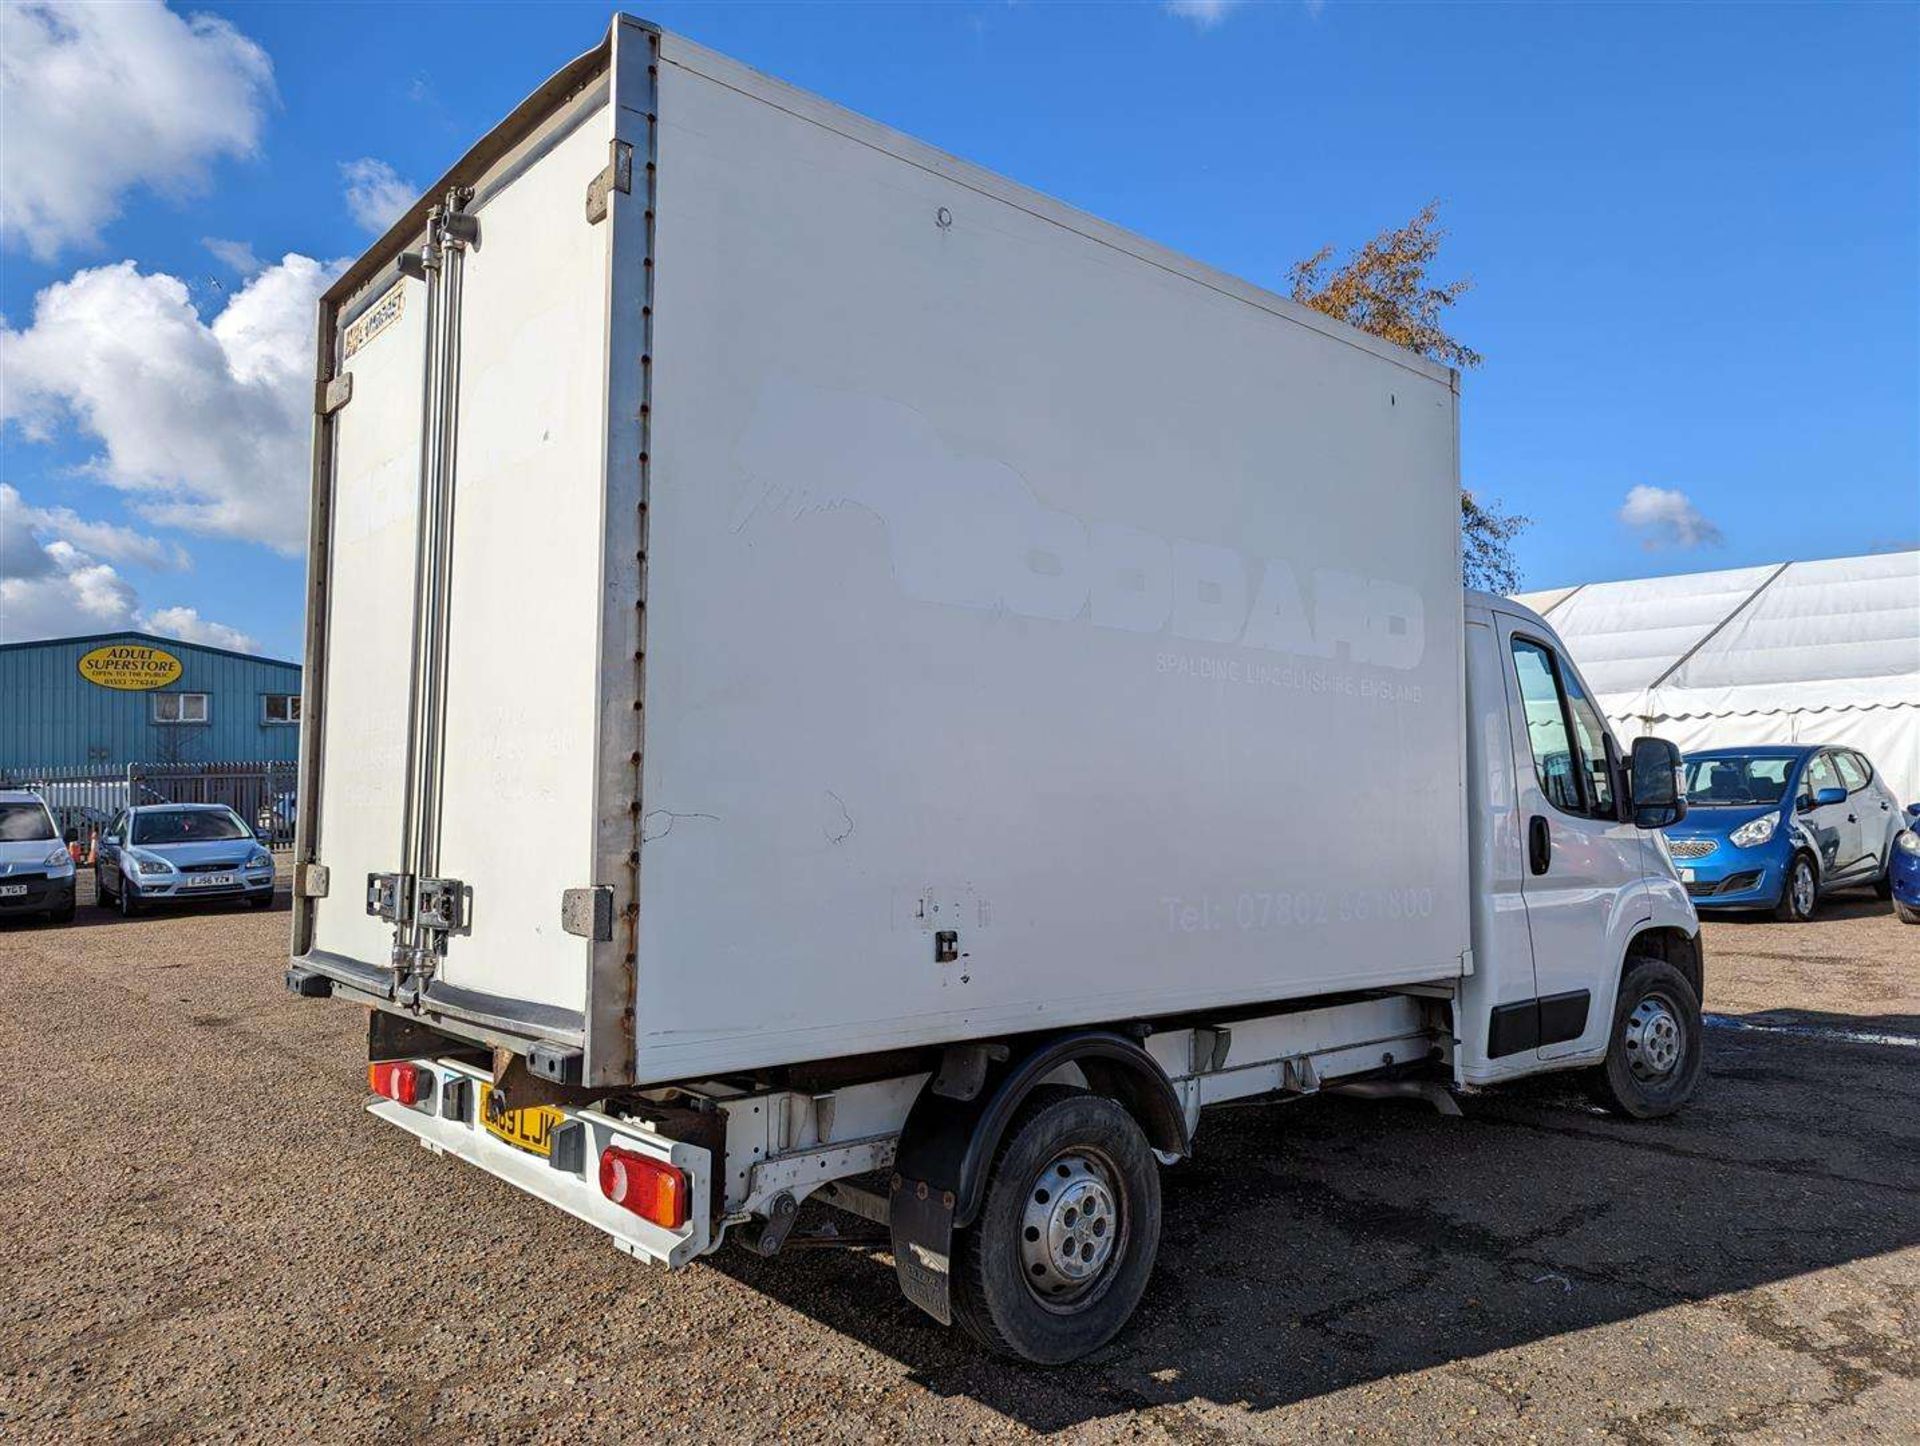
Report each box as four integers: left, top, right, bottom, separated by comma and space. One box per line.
5, 488, 190, 570
1165, 0, 1245, 29
341, 157, 416, 234
1619, 485, 1724, 550
204, 236, 264, 277
2, 252, 343, 553
0, 484, 253, 647
0, 0, 274, 260
140, 605, 256, 653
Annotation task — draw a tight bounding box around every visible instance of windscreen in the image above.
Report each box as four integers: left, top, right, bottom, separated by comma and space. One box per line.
1684, 755, 1793, 806
0, 802, 56, 842
132, 809, 251, 844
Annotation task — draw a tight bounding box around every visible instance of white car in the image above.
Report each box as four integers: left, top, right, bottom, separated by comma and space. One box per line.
0, 789, 77, 925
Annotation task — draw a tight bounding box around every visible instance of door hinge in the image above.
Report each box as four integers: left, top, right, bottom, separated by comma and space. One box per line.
560, 885, 614, 942
316, 373, 353, 415
295, 862, 330, 899
585, 139, 634, 225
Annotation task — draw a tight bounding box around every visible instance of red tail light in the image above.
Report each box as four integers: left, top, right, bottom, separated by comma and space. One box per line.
368, 1061, 426, 1106
599, 1145, 688, 1229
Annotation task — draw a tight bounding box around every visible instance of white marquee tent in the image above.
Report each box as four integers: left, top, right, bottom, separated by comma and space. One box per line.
1515, 549, 1920, 806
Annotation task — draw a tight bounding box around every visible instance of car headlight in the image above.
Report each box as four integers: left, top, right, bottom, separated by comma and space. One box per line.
133, 853, 174, 876
43, 847, 74, 874
1898, 829, 1920, 857
1729, 814, 1778, 848
247, 849, 272, 870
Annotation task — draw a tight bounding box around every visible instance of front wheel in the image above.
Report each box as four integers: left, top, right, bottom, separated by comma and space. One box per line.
950, 1089, 1162, 1365
1896, 902, 1920, 926
118, 879, 141, 918
1589, 958, 1704, 1119
1774, 854, 1817, 923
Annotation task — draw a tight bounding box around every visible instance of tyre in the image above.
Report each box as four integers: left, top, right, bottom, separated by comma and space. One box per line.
1773, 853, 1817, 923
1589, 958, 1704, 1119
1872, 863, 1892, 900
950, 1088, 1162, 1365
95, 873, 114, 909
248, 892, 274, 910
1897, 902, 1920, 926
47, 897, 76, 925
118, 879, 141, 917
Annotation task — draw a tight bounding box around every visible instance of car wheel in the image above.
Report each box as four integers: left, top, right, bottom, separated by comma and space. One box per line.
950, 1087, 1162, 1365
1588, 958, 1704, 1119
119, 880, 141, 917
95, 875, 114, 908
1896, 902, 1920, 926
248, 892, 274, 910
1774, 853, 1817, 923
1872, 861, 1893, 900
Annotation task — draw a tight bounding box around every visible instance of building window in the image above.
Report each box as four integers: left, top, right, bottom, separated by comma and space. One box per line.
263, 693, 302, 725
153, 692, 210, 725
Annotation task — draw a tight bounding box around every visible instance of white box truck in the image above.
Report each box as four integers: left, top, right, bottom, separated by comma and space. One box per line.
289, 15, 1704, 1362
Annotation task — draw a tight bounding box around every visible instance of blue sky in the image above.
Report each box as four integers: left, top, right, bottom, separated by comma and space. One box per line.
3, 0, 1915, 661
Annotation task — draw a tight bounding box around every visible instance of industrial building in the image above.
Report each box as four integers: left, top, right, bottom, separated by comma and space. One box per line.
0, 631, 302, 773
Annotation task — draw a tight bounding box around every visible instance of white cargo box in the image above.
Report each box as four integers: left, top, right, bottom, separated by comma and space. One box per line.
293, 16, 1468, 1088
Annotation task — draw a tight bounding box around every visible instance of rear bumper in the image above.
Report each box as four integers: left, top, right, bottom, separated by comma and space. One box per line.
367, 1058, 712, 1269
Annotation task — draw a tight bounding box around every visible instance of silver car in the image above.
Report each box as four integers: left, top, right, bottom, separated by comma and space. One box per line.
95, 803, 276, 916
0, 789, 77, 925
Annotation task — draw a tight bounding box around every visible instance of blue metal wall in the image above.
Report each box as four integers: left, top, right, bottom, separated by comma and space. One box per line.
0, 632, 303, 770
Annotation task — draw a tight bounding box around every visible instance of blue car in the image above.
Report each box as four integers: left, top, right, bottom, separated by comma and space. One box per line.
1662, 745, 1904, 921
94, 803, 277, 917
1893, 803, 1920, 925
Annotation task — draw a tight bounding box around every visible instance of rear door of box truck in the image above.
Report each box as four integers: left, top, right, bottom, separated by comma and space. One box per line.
294, 26, 654, 1086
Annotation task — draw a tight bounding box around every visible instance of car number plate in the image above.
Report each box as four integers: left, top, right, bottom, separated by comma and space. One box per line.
1677, 868, 1694, 882
479, 1083, 565, 1158
190, 873, 236, 887
0, 884, 26, 898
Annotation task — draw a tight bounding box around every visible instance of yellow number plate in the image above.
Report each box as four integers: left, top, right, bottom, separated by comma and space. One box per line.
478, 1083, 566, 1158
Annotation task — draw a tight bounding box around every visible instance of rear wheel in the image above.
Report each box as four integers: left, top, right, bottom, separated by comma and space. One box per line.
950, 1088, 1162, 1365
1589, 958, 1704, 1119
1774, 853, 1817, 922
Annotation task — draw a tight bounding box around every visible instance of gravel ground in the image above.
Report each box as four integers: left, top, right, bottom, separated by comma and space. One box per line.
2, 880, 1915, 1443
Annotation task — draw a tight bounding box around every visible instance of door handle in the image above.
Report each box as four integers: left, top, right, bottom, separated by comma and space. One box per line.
1528, 815, 1551, 876
1847, 813, 1858, 823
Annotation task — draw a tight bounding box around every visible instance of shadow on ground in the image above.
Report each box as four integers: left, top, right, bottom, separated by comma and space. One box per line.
711, 1020, 1920, 1431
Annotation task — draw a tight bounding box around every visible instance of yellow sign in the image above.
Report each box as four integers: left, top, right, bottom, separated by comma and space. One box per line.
77, 643, 184, 691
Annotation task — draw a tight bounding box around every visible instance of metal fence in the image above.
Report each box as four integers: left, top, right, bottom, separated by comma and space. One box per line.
1, 760, 298, 849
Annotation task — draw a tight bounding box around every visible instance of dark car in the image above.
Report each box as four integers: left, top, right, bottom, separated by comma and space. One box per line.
1662, 745, 1904, 921
95, 804, 276, 916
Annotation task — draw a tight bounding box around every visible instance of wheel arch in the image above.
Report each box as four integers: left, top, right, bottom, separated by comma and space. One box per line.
886, 1030, 1186, 1326
1625, 924, 1704, 1004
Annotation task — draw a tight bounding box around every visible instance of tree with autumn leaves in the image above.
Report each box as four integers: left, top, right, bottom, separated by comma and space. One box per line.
1288, 201, 1528, 594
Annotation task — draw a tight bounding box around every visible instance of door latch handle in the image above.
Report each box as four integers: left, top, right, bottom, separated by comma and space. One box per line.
1528, 815, 1551, 876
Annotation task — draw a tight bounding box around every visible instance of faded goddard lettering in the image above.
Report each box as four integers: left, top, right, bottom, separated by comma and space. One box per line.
732, 378, 1427, 671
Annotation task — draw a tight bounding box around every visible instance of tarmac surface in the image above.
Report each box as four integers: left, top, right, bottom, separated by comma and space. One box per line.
2, 877, 1915, 1442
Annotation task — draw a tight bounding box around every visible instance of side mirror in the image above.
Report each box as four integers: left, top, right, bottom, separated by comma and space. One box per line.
1813, 786, 1847, 808
1905, 802, 1920, 820
1629, 736, 1687, 829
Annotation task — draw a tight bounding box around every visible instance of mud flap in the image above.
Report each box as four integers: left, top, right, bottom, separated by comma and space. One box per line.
888, 1173, 956, 1324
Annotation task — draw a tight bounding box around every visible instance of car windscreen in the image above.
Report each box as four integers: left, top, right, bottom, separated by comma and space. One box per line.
0, 801, 57, 842
130, 809, 251, 844
1683, 755, 1794, 807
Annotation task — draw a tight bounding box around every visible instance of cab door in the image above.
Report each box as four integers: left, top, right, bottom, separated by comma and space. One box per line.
1499, 617, 1649, 1061
1804, 751, 1862, 883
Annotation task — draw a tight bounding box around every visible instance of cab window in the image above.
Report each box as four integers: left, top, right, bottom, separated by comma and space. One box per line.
1561, 668, 1616, 816
1512, 637, 1591, 815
